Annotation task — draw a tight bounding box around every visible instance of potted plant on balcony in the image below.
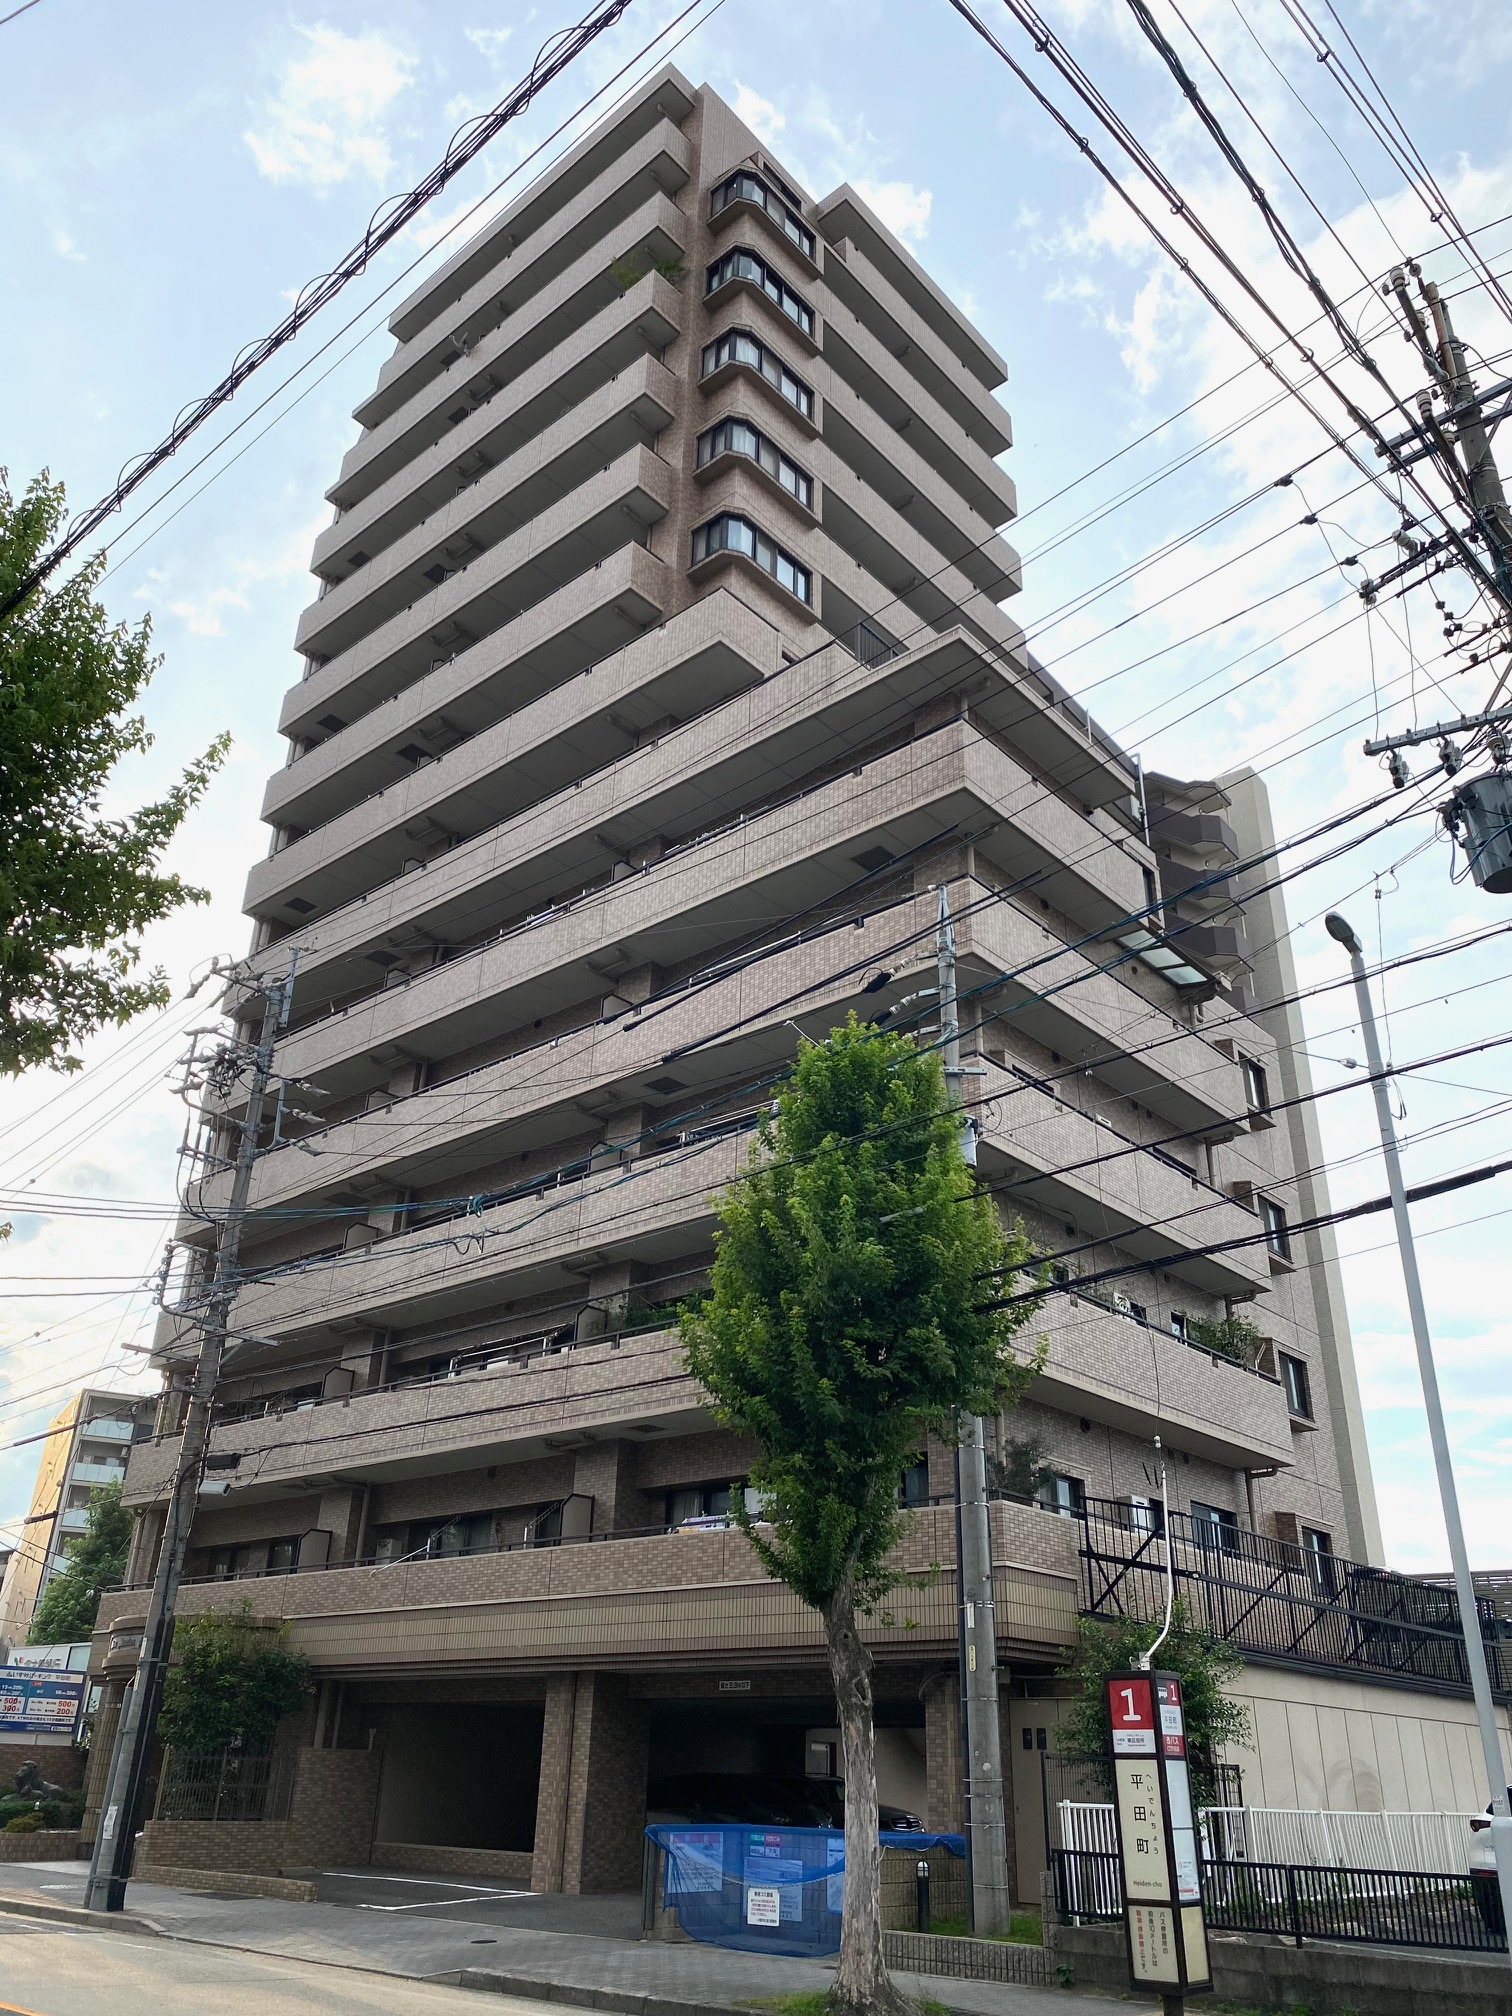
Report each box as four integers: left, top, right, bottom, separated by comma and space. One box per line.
682, 1015, 1044, 2016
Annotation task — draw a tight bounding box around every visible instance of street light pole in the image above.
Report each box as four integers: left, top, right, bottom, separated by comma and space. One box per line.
1325, 911, 1512, 1953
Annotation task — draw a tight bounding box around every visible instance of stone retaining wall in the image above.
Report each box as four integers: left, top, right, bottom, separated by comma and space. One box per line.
0, 1829, 81, 1861
133, 1864, 317, 1902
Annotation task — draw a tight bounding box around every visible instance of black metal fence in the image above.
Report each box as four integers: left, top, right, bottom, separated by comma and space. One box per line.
1078, 1497, 1512, 1698
153, 1748, 296, 1824
1052, 1849, 1506, 1954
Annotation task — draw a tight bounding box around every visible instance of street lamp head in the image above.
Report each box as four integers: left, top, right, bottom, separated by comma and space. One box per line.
1324, 912, 1363, 953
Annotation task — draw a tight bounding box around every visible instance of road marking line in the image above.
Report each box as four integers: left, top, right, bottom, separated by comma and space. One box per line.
355, 1890, 529, 1911
319, 1872, 523, 1891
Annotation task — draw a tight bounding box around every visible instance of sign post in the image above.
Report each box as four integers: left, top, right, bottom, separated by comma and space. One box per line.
1106, 1670, 1211, 2011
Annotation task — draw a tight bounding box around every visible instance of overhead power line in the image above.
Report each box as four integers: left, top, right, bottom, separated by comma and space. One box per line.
0, 0, 639, 623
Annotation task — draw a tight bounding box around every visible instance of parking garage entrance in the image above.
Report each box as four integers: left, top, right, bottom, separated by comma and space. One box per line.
366, 1699, 544, 1860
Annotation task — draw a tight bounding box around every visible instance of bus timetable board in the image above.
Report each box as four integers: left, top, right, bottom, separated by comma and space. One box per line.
1105, 1670, 1211, 1996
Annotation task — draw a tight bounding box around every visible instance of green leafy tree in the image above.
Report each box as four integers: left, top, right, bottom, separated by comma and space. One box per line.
1185, 1312, 1265, 1367
682, 1017, 1044, 2016
0, 470, 227, 1074
1057, 1606, 1252, 1807
27, 1479, 132, 1644
158, 1600, 311, 1755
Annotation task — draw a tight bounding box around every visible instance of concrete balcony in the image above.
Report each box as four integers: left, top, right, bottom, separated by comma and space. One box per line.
355, 119, 693, 431
251, 718, 1148, 1096
333, 194, 688, 509
122, 1328, 703, 1509
96, 1500, 1079, 1676
818, 183, 1008, 393
314, 276, 682, 584
252, 619, 1088, 953
819, 234, 1013, 459
386, 73, 696, 347
297, 357, 678, 665
1029, 1299, 1296, 1472
977, 1062, 1272, 1298
265, 458, 671, 857
191, 880, 1234, 1240
271, 546, 676, 819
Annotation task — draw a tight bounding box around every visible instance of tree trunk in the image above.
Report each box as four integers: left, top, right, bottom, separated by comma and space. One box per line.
822, 1580, 916, 2016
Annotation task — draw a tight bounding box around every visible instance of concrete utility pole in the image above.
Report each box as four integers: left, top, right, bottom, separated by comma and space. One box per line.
1325, 912, 1512, 1957
935, 885, 1013, 1935
85, 966, 293, 1912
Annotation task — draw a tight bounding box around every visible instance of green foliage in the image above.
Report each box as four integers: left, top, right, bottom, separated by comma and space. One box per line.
0, 469, 228, 1074
925, 1908, 1041, 1945
0, 1788, 83, 1831
681, 1016, 1045, 1613
986, 1435, 1054, 1504
1186, 1312, 1266, 1367
1056, 1605, 1253, 1807
609, 249, 685, 292
158, 1600, 312, 1754
27, 1478, 132, 1643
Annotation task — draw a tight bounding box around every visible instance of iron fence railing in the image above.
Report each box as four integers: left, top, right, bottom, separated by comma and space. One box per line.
1053, 1848, 1505, 1953
153, 1748, 296, 1825
1078, 1497, 1512, 1699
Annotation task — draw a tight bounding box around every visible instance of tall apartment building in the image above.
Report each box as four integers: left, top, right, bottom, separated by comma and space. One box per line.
97, 72, 1504, 1897
0, 1387, 138, 1656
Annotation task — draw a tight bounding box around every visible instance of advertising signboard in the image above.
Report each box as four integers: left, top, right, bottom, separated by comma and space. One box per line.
0, 1669, 86, 1736
1105, 1671, 1211, 1999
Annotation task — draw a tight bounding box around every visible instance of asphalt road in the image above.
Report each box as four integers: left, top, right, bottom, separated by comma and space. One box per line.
0, 1915, 565, 2016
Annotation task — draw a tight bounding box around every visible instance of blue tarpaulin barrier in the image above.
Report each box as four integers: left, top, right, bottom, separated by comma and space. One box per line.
646, 1823, 966, 1957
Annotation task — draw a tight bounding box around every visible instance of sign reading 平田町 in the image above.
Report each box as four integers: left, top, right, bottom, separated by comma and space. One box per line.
1105, 1671, 1211, 1997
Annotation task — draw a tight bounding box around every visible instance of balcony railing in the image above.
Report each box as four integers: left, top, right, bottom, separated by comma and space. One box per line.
1078, 1496, 1512, 1699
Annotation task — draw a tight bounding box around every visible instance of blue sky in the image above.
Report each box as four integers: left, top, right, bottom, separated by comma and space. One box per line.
2, 0, 1511, 1575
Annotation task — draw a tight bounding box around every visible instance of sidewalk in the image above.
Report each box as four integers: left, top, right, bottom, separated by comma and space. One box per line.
0, 1862, 1153, 2016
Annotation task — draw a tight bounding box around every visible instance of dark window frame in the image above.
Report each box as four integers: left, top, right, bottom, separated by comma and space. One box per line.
1242, 1055, 1270, 1114
696, 417, 813, 507
1280, 1350, 1313, 1419
691, 512, 812, 604
1037, 1472, 1085, 1518
705, 245, 815, 336
710, 169, 816, 259
1260, 1194, 1291, 1259
1191, 1500, 1241, 1550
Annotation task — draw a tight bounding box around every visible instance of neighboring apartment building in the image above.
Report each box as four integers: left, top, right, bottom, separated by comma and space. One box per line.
0, 1388, 137, 1656
95, 72, 1506, 1897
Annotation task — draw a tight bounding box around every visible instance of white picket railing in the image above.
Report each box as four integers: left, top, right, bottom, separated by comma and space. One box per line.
1055, 1800, 1480, 1874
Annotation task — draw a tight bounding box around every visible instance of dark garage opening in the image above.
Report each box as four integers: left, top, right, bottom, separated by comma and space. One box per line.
374, 1702, 544, 1852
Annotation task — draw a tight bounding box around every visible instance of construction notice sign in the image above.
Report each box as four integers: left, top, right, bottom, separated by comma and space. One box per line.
1105, 1671, 1211, 1995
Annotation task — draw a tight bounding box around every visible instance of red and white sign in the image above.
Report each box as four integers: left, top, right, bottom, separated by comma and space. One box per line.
1157, 1676, 1187, 1758
1106, 1675, 1156, 1754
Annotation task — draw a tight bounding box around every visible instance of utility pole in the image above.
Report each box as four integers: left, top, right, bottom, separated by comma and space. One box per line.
85, 964, 293, 1912
935, 884, 1013, 1935
1325, 912, 1512, 1958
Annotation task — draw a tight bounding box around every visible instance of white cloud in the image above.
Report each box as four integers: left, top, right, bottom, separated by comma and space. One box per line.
733, 83, 785, 147
52, 228, 84, 263
854, 178, 932, 246
465, 26, 512, 61
245, 26, 416, 190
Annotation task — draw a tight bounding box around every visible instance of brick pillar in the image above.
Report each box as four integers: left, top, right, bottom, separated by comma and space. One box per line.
531, 1673, 648, 1894
923, 1670, 963, 1834
80, 1682, 125, 1848
572, 1442, 648, 1533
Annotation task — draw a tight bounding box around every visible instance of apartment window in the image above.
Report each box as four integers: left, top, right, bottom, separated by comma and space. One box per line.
700, 327, 814, 419
1037, 1473, 1085, 1518
1125, 1495, 1165, 1536
205, 1545, 247, 1581
1169, 1311, 1188, 1342
710, 169, 816, 259
416, 1511, 494, 1559
696, 418, 813, 507
265, 1535, 302, 1576
667, 1482, 736, 1526
1190, 1501, 1241, 1551
706, 246, 814, 336
1260, 1195, 1291, 1259
1302, 1525, 1337, 1597
898, 1459, 930, 1508
1280, 1351, 1313, 1420
1242, 1055, 1270, 1114
692, 513, 812, 603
